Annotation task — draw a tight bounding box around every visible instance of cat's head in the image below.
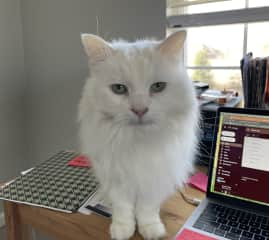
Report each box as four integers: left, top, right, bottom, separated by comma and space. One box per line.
80, 31, 197, 129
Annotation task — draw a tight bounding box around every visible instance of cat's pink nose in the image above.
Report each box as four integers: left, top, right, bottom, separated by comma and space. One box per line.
131, 107, 149, 118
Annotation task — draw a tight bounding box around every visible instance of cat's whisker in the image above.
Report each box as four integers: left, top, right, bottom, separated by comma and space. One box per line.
113, 116, 130, 126
200, 116, 218, 121
110, 127, 124, 152
198, 145, 211, 156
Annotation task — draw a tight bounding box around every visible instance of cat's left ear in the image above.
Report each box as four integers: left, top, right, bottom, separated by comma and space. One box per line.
81, 34, 113, 63
158, 31, 186, 59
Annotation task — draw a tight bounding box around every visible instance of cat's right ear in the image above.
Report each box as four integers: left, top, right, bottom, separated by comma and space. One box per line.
158, 31, 186, 60
81, 34, 113, 63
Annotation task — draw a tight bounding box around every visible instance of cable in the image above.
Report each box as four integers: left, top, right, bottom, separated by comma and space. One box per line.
178, 187, 202, 206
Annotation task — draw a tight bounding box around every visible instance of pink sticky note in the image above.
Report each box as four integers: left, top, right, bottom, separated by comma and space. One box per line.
187, 172, 208, 192
176, 229, 217, 240
68, 155, 92, 168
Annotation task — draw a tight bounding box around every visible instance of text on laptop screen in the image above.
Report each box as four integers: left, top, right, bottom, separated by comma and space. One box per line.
211, 112, 269, 206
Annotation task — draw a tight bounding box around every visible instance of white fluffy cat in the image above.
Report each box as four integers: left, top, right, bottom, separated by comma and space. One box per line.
78, 31, 199, 240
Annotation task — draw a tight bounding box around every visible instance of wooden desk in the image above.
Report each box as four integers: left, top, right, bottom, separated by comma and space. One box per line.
2, 175, 206, 240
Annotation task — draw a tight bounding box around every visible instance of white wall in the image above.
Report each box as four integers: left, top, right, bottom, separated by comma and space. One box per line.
0, 1, 165, 238
0, 0, 28, 212
21, 0, 166, 164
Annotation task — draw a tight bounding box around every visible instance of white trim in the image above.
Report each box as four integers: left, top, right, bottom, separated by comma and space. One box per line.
168, 6, 269, 28
243, 23, 248, 56
0, 212, 5, 228
187, 66, 240, 70
242, 0, 249, 57
168, 0, 228, 8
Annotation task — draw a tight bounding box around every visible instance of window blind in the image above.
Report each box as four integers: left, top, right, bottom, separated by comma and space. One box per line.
167, 0, 269, 28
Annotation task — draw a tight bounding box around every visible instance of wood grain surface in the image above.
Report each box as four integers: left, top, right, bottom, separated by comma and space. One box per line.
1, 168, 206, 240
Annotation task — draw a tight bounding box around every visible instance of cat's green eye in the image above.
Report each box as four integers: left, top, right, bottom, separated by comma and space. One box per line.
111, 84, 128, 95
150, 82, 166, 93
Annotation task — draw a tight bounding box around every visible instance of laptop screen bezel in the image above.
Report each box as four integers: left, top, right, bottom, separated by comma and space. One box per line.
207, 107, 269, 212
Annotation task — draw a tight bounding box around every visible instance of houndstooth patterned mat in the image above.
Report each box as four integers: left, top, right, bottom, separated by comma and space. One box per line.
0, 151, 99, 213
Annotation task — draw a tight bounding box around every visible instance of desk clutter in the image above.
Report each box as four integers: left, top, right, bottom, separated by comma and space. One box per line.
0, 151, 99, 213
193, 81, 241, 166
197, 96, 241, 166
194, 81, 239, 106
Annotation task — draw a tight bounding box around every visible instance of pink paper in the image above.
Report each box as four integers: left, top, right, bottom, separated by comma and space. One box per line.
176, 229, 217, 240
68, 155, 92, 168
187, 172, 208, 192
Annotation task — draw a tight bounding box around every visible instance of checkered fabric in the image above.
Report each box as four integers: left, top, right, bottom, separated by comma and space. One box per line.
0, 151, 99, 213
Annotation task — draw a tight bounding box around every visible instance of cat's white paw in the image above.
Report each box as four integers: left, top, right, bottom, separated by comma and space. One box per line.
139, 221, 166, 240
110, 221, 135, 240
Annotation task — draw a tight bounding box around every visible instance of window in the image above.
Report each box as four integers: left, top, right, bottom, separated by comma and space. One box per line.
167, 0, 269, 94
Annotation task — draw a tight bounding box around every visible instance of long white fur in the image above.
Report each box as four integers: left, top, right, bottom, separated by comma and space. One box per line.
79, 33, 199, 240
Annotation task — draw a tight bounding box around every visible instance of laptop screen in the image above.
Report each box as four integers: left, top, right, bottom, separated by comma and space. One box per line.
210, 111, 269, 206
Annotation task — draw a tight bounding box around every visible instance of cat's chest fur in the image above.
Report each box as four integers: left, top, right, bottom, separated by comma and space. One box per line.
80, 111, 196, 204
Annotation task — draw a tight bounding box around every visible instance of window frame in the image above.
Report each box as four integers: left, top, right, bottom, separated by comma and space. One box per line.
167, 0, 269, 90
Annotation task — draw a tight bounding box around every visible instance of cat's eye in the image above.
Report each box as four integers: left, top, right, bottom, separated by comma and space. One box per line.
150, 82, 166, 93
110, 84, 128, 95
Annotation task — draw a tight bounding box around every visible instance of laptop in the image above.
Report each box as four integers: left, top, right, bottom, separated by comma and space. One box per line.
176, 107, 269, 240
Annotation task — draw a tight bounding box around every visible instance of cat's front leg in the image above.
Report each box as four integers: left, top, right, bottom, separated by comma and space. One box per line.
110, 200, 136, 240
136, 204, 166, 240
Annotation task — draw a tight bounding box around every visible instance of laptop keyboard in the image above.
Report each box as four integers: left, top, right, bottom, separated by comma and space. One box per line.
193, 203, 269, 240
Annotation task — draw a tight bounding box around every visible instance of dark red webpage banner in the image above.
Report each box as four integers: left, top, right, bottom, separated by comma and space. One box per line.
214, 125, 269, 205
